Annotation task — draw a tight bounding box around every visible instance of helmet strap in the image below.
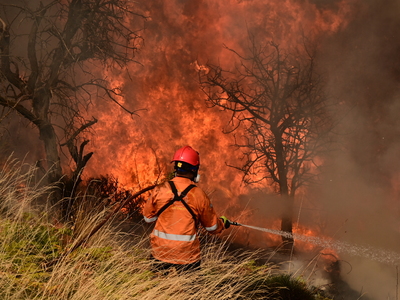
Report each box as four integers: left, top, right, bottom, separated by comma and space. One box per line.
174, 170, 200, 183
194, 173, 200, 183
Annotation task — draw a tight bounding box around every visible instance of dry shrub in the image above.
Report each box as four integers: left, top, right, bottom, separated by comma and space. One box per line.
0, 158, 331, 299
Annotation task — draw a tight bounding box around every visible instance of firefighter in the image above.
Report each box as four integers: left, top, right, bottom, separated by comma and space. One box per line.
143, 145, 231, 272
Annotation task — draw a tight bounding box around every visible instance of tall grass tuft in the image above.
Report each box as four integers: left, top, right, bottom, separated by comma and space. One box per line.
0, 158, 332, 299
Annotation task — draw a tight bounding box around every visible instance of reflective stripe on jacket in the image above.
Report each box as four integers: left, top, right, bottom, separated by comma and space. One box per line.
143, 176, 224, 264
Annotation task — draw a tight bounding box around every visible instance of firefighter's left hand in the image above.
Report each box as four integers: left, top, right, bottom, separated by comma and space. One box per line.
220, 216, 231, 229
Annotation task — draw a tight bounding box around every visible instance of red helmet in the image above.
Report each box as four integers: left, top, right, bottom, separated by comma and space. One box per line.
171, 146, 200, 166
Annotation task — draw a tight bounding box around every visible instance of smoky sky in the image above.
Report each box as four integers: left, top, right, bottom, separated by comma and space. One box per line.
303, 0, 400, 298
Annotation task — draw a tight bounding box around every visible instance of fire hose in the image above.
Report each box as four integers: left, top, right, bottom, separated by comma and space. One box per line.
228, 220, 241, 226
227, 221, 400, 266
48, 187, 399, 267
227, 220, 294, 240
49, 187, 289, 268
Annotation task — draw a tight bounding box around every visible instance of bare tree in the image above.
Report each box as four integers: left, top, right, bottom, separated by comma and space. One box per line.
199, 37, 332, 248
0, 1, 145, 200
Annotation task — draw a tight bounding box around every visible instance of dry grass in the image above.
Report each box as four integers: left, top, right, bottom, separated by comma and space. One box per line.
0, 158, 331, 300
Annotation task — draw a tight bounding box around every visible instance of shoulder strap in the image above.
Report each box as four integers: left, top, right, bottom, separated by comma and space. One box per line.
169, 181, 196, 201
169, 181, 197, 223
155, 181, 197, 223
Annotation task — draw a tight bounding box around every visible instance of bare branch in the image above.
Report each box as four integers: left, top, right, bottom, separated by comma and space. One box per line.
0, 95, 40, 126
0, 0, 146, 201
61, 117, 98, 147
199, 34, 333, 241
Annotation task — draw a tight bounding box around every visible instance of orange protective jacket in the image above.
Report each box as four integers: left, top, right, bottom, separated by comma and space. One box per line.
143, 176, 224, 264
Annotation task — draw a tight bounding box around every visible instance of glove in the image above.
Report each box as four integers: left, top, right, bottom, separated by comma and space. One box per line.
220, 216, 231, 229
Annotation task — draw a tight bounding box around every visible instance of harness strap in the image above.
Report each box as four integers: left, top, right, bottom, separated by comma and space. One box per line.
169, 181, 197, 222
156, 181, 197, 224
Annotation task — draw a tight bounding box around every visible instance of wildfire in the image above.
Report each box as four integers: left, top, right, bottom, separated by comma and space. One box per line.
84, 0, 357, 250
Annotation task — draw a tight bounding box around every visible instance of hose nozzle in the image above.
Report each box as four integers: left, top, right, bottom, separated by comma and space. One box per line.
229, 221, 241, 226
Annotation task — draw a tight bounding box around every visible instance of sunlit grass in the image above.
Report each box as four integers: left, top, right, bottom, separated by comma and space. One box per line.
0, 158, 332, 299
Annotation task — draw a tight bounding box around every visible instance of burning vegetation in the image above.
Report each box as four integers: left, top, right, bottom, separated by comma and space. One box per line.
1, 0, 400, 298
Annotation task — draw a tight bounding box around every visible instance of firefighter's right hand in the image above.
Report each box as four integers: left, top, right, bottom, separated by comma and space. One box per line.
220, 216, 231, 229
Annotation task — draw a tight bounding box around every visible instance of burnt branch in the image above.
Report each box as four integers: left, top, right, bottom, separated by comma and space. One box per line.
27, 2, 50, 92
0, 17, 26, 91
0, 0, 146, 191
199, 35, 333, 242
0, 95, 40, 126
61, 117, 98, 148
61, 118, 98, 183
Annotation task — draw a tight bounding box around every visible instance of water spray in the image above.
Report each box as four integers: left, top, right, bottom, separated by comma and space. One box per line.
228, 221, 400, 265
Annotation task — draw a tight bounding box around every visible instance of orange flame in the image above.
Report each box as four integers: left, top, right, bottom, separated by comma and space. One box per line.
84, 0, 357, 252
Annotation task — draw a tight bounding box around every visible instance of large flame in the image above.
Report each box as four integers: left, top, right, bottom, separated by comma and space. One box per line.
85, 0, 357, 248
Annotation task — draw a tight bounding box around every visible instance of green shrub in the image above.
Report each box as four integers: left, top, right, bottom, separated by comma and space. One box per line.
263, 274, 315, 300
0, 217, 67, 298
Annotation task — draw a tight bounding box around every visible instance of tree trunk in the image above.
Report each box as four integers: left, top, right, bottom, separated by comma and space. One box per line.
280, 201, 293, 233
279, 190, 295, 251
38, 122, 62, 184
274, 128, 295, 249
34, 88, 63, 207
